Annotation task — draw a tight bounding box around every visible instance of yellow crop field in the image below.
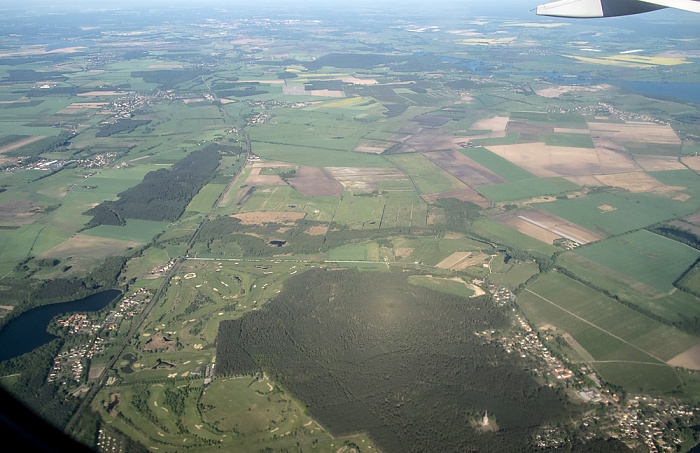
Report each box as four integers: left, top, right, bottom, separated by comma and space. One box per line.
566, 54, 689, 67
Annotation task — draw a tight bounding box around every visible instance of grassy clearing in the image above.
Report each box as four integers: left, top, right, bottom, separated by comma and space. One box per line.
82, 220, 168, 243
487, 258, 540, 288
185, 183, 227, 214
327, 243, 369, 261
408, 275, 474, 298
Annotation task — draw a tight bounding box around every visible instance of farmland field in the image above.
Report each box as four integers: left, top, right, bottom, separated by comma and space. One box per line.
572, 230, 700, 292
537, 191, 699, 236
2, 3, 700, 452
518, 272, 699, 391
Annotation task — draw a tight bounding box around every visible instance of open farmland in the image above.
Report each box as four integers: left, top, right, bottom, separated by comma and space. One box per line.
519, 272, 699, 390
3, 4, 700, 452
536, 191, 699, 237
483, 142, 640, 178
493, 209, 603, 245
422, 150, 505, 186
588, 122, 681, 145
572, 230, 700, 293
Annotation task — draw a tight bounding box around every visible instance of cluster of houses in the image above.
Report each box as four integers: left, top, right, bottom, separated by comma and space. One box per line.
47, 346, 90, 385
495, 314, 576, 382
488, 284, 515, 307
48, 288, 153, 387
488, 309, 700, 451
611, 397, 696, 452
151, 258, 177, 275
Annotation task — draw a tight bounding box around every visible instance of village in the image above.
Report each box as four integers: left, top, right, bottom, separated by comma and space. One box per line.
46, 288, 153, 388
480, 302, 700, 452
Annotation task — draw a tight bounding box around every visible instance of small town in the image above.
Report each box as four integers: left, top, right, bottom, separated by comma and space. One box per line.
46, 288, 153, 388
483, 310, 700, 451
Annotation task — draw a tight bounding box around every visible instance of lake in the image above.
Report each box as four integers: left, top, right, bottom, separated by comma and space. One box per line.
0, 290, 121, 362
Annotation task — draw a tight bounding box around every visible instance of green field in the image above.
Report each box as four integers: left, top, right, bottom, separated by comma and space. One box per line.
250, 141, 390, 167
82, 220, 168, 243
459, 148, 535, 182
518, 272, 699, 392
478, 177, 579, 202
385, 153, 463, 194
537, 191, 700, 236
572, 230, 700, 293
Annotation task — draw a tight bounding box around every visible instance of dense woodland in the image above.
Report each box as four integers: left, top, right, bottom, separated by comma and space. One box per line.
96, 119, 151, 138
85, 148, 220, 227
216, 269, 578, 452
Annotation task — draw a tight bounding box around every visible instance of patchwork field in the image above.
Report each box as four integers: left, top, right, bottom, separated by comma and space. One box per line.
519, 272, 700, 390
326, 166, 408, 192
435, 251, 490, 271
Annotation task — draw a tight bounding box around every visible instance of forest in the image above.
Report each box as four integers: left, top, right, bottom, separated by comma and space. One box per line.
85, 148, 221, 227
216, 269, 577, 453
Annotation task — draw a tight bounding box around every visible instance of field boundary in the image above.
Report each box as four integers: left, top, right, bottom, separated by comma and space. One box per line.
524, 288, 666, 365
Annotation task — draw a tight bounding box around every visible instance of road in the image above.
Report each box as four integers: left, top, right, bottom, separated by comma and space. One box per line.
66, 80, 251, 435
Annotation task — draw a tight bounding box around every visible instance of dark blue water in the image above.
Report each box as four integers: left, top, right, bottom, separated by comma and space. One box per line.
0, 289, 121, 362
613, 81, 700, 104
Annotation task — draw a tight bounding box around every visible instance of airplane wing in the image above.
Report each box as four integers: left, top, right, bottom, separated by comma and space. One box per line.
536, 0, 700, 17
639, 0, 700, 12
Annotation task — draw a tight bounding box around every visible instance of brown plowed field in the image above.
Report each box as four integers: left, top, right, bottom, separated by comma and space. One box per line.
287, 166, 343, 196
588, 121, 681, 145
421, 187, 491, 208
245, 167, 287, 187
385, 128, 462, 154
668, 344, 700, 371
423, 150, 505, 186
633, 155, 686, 171
506, 121, 554, 134
232, 211, 307, 225
470, 116, 509, 133
484, 142, 639, 177
493, 212, 562, 244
